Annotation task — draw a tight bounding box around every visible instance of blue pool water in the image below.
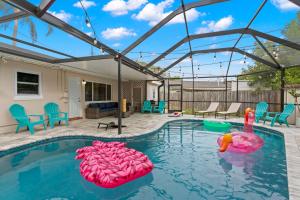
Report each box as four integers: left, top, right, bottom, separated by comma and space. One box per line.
0, 120, 288, 200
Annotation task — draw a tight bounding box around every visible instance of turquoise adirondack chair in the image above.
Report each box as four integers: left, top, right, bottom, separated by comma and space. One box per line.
263, 104, 295, 127
255, 101, 269, 123
153, 101, 165, 114
9, 104, 46, 135
44, 102, 69, 128
141, 100, 152, 113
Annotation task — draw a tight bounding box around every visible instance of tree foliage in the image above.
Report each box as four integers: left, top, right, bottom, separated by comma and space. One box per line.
0, 2, 53, 45
241, 12, 300, 90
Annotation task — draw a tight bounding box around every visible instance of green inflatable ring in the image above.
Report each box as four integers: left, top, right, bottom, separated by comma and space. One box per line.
203, 120, 232, 132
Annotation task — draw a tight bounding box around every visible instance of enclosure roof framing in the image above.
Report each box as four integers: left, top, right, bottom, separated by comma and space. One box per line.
121, 0, 229, 55
1, 0, 299, 80
0, 11, 29, 24
146, 28, 300, 68
158, 47, 280, 75
3, 0, 162, 79
288, 0, 300, 7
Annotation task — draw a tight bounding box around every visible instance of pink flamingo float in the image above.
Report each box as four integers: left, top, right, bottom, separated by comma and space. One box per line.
218, 108, 264, 153
75, 141, 154, 188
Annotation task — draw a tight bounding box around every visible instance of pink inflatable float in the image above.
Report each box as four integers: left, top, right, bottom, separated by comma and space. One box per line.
75, 141, 154, 188
217, 132, 264, 153
217, 108, 264, 153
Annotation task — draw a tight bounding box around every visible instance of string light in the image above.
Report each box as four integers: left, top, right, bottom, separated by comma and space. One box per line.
213, 53, 216, 62
272, 45, 276, 55
139, 51, 143, 59
93, 39, 97, 45
85, 18, 91, 28
179, 66, 181, 72
197, 64, 200, 71
243, 52, 247, 65
219, 62, 222, 68
100, 46, 104, 55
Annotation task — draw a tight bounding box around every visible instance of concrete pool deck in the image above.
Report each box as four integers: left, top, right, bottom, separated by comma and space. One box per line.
0, 113, 299, 199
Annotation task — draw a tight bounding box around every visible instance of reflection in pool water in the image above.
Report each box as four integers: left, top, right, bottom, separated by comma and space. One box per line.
0, 120, 288, 200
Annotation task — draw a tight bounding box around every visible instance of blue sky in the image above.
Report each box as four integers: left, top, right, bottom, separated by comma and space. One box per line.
0, 0, 299, 77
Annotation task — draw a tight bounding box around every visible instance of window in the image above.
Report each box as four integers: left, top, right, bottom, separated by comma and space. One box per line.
15, 71, 42, 99
85, 82, 92, 101
85, 81, 112, 101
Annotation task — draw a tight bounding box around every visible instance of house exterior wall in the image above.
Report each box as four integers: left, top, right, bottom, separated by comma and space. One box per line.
0, 59, 119, 134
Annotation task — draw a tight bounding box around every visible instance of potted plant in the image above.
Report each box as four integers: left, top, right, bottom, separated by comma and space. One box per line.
288, 88, 300, 127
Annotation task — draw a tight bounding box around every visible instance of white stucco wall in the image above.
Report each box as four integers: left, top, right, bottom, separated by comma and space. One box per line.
0, 59, 118, 134
147, 82, 159, 101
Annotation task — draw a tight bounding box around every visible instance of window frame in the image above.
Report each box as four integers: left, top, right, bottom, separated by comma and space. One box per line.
84, 81, 112, 103
14, 70, 43, 100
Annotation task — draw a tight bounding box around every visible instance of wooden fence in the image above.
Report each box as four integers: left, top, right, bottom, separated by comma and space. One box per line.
161, 89, 281, 114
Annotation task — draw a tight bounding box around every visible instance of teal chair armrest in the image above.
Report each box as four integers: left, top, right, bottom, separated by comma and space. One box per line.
15, 116, 29, 121
59, 112, 69, 118
266, 112, 280, 116
28, 114, 44, 120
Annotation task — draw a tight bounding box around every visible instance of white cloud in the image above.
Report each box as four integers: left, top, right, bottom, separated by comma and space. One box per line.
271, 0, 299, 11
49, 10, 72, 22
103, 0, 148, 16
209, 44, 218, 49
101, 27, 137, 40
132, 0, 173, 26
196, 15, 233, 34
132, 0, 203, 26
73, 0, 96, 9
112, 43, 122, 47
169, 9, 205, 24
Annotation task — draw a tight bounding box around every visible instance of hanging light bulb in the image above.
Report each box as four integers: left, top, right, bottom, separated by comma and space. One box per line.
213, 53, 216, 62
93, 38, 97, 45
243, 54, 247, 65
197, 64, 200, 71
182, 72, 184, 77
272, 45, 276, 55
139, 51, 143, 59
100, 46, 104, 55
275, 53, 279, 59
219, 62, 222, 68
85, 18, 91, 28
168, 72, 171, 77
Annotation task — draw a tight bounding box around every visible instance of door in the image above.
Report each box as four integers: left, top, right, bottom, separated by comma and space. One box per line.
133, 87, 142, 112
68, 77, 81, 118
168, 84, 182, 113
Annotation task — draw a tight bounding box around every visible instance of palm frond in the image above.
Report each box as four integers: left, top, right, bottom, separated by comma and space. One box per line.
29, 20, 37, 43
46, 25, 53, 36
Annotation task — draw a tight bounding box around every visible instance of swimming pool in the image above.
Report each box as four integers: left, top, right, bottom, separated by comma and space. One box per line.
0, 120, 288, 199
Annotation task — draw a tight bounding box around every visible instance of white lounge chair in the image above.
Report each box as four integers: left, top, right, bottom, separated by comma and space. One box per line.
215, 103, 241, 119
195, 102, 219, 118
